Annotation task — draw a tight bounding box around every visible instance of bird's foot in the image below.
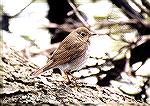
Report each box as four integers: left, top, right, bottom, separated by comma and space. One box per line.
61, 71, 79, 89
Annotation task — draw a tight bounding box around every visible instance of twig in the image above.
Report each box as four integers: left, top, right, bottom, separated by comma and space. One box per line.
67, 0, 90, 28
46, 22, 78, 32
134, 34, 150, 46
95, 19, 149, 28
11, 0, 36, 18
115, 35, 149, 59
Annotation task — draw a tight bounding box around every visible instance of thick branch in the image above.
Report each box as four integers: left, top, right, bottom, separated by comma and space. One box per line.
130, 0, 150, 16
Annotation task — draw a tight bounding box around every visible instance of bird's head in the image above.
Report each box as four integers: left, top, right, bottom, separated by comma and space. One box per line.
75, 27, 92, 43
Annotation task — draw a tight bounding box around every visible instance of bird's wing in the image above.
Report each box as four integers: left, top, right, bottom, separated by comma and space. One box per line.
48, 36, 87, 68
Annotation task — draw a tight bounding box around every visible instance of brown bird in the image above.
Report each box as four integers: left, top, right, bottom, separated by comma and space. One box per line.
31, 27, 93, 82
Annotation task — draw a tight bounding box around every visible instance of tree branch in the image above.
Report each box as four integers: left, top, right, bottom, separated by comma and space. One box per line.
130, 0, 150, 16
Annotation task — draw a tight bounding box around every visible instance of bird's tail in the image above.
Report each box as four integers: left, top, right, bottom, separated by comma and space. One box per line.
30, 60, 53, 78
30, 68, 44, 78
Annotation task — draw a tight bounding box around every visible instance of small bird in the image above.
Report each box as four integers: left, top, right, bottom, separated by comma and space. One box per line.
31, 27, 93, 82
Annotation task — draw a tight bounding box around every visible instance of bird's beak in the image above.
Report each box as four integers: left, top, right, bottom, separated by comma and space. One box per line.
92, 33, 97, 36
90, 32, 97, 36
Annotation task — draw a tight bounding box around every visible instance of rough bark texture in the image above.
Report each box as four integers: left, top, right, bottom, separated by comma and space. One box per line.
0, 44, 148, 106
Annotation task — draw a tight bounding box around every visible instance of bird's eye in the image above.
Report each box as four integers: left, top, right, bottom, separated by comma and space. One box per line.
80, 32, 86, 37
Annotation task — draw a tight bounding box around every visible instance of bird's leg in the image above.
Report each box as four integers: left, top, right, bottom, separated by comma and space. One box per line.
61, 70, 71, 84
67, 71, 79, 89
67, 71, 77, 84
61, 70, 79, 88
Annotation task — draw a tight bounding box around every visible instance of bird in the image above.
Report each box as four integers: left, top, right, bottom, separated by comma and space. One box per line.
31, 27, 93, 83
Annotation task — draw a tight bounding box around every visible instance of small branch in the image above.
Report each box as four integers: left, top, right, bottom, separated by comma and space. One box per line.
94, 26, 132, 37
46, 22, 78, 32
134, 34, 150, 46
67, 0, 90, 28
11, 0, 36, 18
95, 19, 149, 27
